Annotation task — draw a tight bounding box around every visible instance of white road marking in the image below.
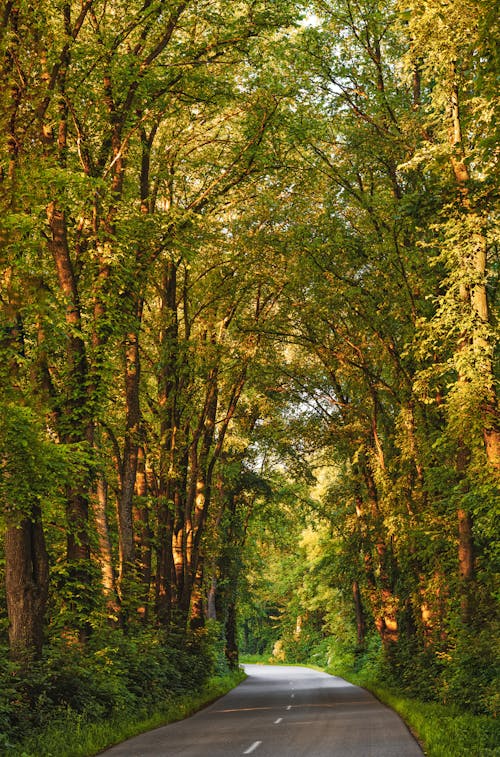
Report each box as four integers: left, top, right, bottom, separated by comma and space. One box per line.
244, 741, 262, 754
286, 705, 292, 710
291, 693, 295, 698
274, 717, 283, 724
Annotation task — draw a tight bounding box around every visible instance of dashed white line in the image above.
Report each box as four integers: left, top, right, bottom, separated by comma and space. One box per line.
243, 741, 262, 754
291, 693, 295, 698
274, 717, 283, 724
286, 705, 292, 710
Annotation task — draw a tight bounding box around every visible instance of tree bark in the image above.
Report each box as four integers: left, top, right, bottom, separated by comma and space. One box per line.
47, 201, 92, 565
134, 445, 152, 619
155, 260, 179, 625
458, 507, 475, 623
92, 476, 120, 619
361, 465, 399, 644
117, 299, 143, 589
225, 602, 239, 669
352, 580, 365, 647
207, 575, 217, 621
5, 507, 49, 660
449, 71, 500, 471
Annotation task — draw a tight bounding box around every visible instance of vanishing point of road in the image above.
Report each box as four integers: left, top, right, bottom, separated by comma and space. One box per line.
102, 664, 424, 757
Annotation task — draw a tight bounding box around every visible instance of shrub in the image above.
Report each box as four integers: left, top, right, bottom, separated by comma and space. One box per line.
439, 627, 499, 715
0, 623, 224, 750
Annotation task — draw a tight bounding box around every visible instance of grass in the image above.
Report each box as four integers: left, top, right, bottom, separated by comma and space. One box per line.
8, 668, 246, 757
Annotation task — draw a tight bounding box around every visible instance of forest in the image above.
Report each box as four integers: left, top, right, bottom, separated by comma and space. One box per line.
0, 0, 498, 754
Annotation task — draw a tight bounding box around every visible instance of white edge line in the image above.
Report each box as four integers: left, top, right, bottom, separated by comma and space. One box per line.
243, 741, 262, 755
274, 717, 283, 724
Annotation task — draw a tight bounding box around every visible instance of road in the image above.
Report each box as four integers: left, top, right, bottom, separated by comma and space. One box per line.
101, 664, 424, 757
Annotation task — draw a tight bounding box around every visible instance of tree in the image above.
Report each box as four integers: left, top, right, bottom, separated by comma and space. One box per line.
0, 0, 301, 646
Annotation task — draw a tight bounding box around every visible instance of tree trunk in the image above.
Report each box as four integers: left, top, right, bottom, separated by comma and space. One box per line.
134, 446, 152, 620
156, 259, 187, 626
352, 580, 365, 647
189, 563, 205, 630
47, 201, 92, 569
449, 72, 500, 472
155, 499, 174, 626
5, 507, 49, 660
92, 476, 120, 620
207, 576, 217, 621
225, 602, 239, 669
117, 300, 143, 589
361, 466, 399, 644
458, 507, 475, 623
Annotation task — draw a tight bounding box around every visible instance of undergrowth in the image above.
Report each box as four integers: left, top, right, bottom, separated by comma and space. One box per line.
1, 622, 244, 757
8, 668, 245, 757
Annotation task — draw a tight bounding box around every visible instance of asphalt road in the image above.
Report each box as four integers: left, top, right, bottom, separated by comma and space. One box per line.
101, 664, 424, 757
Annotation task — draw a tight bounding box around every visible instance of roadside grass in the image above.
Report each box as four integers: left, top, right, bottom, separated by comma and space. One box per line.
8, 668, 246, 757
327, 668, 500, 757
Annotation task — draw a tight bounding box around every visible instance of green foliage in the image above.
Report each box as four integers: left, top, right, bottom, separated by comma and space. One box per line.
0, 404, 70, 525
8, 668, 246, 757
0, 625, 222, 751
438, 627, 500, 715
48, 561, 104, 635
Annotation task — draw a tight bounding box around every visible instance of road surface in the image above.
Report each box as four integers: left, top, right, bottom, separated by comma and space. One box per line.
101, 664, 424, 756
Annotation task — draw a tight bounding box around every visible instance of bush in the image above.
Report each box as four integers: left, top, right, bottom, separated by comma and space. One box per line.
0, 623, 223, 751
439, 627, 499, 715
382, 635, 443, 701
324, 632, 382, 680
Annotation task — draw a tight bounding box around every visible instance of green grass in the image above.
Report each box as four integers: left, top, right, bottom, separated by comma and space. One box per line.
8, 668, 246, 757
328, 668, 500, 757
